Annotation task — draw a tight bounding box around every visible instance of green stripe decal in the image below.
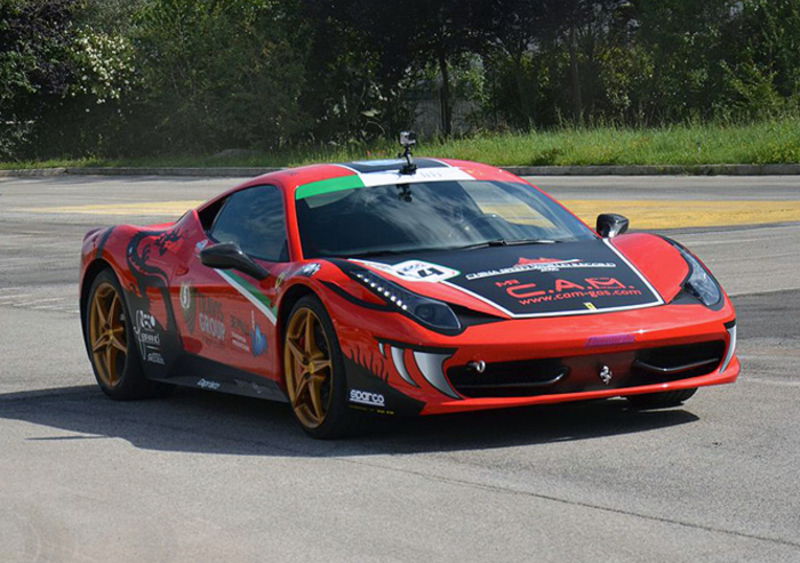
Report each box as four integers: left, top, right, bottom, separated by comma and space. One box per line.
295, 175, 364, 200
215, 269, 278, 324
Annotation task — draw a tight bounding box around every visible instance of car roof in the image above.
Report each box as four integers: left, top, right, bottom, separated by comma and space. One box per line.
195, 158, 527, 214
238, 158, 522, 194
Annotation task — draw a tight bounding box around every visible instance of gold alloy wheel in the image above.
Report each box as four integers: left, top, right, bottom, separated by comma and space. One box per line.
88, 282, 128, 388
283, 307, 334, 429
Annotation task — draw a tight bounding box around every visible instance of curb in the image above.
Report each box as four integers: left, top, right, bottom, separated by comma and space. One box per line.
504, 163, 800, 176
1, 163, 800, 178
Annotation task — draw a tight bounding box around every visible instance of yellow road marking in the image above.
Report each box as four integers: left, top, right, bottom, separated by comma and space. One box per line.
13, 199, 800, 228
564, 200, 800, 229
16, 201, 205, 216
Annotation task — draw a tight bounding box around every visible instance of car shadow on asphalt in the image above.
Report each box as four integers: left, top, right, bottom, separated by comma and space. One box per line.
0, 384, 699, 456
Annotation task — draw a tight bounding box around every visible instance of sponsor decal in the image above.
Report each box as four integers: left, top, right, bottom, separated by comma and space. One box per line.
179, 282, 192, 311
500, 277, 643, 306
195, 239, 209, 251
349, 389, 386, 407
251, 324, 267, 356
146, 351, 165, 365
197, 378, 221, 390
354, 259, 460, 283
133, 309, 163, 364
465, 258, 615, 281
231, 312, 267, 356
230, 316, 251, 353
350, 239, 662, 318
135, 309, 157, 332
586, 333, 636, 347
197, 294, 226, 342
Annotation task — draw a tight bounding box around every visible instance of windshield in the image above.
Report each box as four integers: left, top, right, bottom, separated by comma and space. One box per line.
296, 180, 594, 259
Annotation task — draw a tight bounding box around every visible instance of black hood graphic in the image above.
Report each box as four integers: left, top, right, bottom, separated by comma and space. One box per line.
357, 239, 663, 318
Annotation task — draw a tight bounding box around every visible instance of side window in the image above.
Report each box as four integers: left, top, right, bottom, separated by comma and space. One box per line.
209, 185, 288, 261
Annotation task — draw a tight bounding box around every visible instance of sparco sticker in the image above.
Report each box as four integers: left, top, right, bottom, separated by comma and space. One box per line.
349, 389, 386, 407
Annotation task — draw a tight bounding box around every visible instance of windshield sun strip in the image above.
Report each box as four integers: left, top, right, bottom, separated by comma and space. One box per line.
295, 175, 365, 200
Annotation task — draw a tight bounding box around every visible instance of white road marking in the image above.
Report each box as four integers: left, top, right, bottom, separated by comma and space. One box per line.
741, 377, 800, 388
15, 297, 63, 306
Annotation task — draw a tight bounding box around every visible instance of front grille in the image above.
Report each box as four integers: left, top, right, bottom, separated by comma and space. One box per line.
447, 340, 725, 398
447, 359, 567, 398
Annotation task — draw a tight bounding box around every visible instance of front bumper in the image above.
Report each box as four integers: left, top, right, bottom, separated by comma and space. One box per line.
328, 284, 739, 416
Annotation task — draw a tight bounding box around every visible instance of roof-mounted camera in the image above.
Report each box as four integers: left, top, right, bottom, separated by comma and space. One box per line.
398, 130, 417, 175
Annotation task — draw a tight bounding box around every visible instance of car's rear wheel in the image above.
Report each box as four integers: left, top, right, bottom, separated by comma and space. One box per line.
84, 269, 165, 399
626, 388, 697, 409
283, 295, 356, 439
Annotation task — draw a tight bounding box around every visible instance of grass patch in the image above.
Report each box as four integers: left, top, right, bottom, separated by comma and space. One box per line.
2, 118, 799, 170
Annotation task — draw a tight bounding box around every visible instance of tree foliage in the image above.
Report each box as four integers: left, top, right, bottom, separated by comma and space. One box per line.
1, 0, 799, 159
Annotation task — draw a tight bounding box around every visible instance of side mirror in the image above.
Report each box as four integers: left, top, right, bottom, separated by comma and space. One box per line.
200, 242, 269, 280
596, 213, 629, 238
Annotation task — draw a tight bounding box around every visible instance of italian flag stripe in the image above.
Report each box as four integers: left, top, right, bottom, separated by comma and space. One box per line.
295, 175, 365, 200
295, 167, 476, 200
215, 269, 278, 325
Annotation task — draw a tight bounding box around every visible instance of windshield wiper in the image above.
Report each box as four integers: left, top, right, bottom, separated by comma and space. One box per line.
454, 238, 560, 251
339, 249, 409, 259
341, 245, 448, 259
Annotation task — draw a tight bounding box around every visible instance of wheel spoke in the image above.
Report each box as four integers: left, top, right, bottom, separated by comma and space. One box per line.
92, 332, 109, 352
104, 346, 114, 380
94, 300, 107, 327
304, 310, 315, 354
309, 358, 331, 373
308, 377, 324, 420
108, 294, 120, 325
110, 335, 127, 353
286, 339, 304, 362
295, 374, 310, 401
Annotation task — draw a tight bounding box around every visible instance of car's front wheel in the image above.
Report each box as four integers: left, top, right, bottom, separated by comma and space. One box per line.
626, 388, 697, 409
283, 295, 357, 438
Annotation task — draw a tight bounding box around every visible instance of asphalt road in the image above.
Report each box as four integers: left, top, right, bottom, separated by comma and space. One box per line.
0, 175, 799, 562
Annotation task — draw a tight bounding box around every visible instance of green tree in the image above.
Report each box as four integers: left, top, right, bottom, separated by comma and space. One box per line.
133, 0, 310, 153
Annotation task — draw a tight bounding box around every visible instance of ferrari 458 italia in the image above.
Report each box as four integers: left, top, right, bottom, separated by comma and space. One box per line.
80, 154, 738, 437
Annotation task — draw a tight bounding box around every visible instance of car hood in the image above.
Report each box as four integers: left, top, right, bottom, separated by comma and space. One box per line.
349, 238, 667, 319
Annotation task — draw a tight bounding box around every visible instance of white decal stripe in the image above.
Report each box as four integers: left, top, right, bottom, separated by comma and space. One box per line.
358, 167, 475, 187
602, 238, 665, 305
390, 346, 418, 387
215, 269, 277, 325
413, 351, 460, 399
720, 325, 737, 372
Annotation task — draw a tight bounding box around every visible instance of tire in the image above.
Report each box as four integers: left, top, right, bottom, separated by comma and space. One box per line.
283, 294, 358, 439
83, 268, 168, 400
626, 388, 697, 409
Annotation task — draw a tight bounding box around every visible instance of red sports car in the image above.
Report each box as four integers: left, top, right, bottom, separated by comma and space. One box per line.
80, 156, 739, 438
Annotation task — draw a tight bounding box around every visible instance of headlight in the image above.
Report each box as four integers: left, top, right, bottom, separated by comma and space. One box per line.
675, 244, 722, 307
349, 267, 461, 333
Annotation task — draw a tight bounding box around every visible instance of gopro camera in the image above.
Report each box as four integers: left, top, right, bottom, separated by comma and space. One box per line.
399, 131, 417, 148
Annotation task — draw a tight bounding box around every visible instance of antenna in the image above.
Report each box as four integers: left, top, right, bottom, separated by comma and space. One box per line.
398, 131, 417, 175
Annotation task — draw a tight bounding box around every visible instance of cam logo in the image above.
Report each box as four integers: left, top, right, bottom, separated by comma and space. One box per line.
349, 389, 385, 407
